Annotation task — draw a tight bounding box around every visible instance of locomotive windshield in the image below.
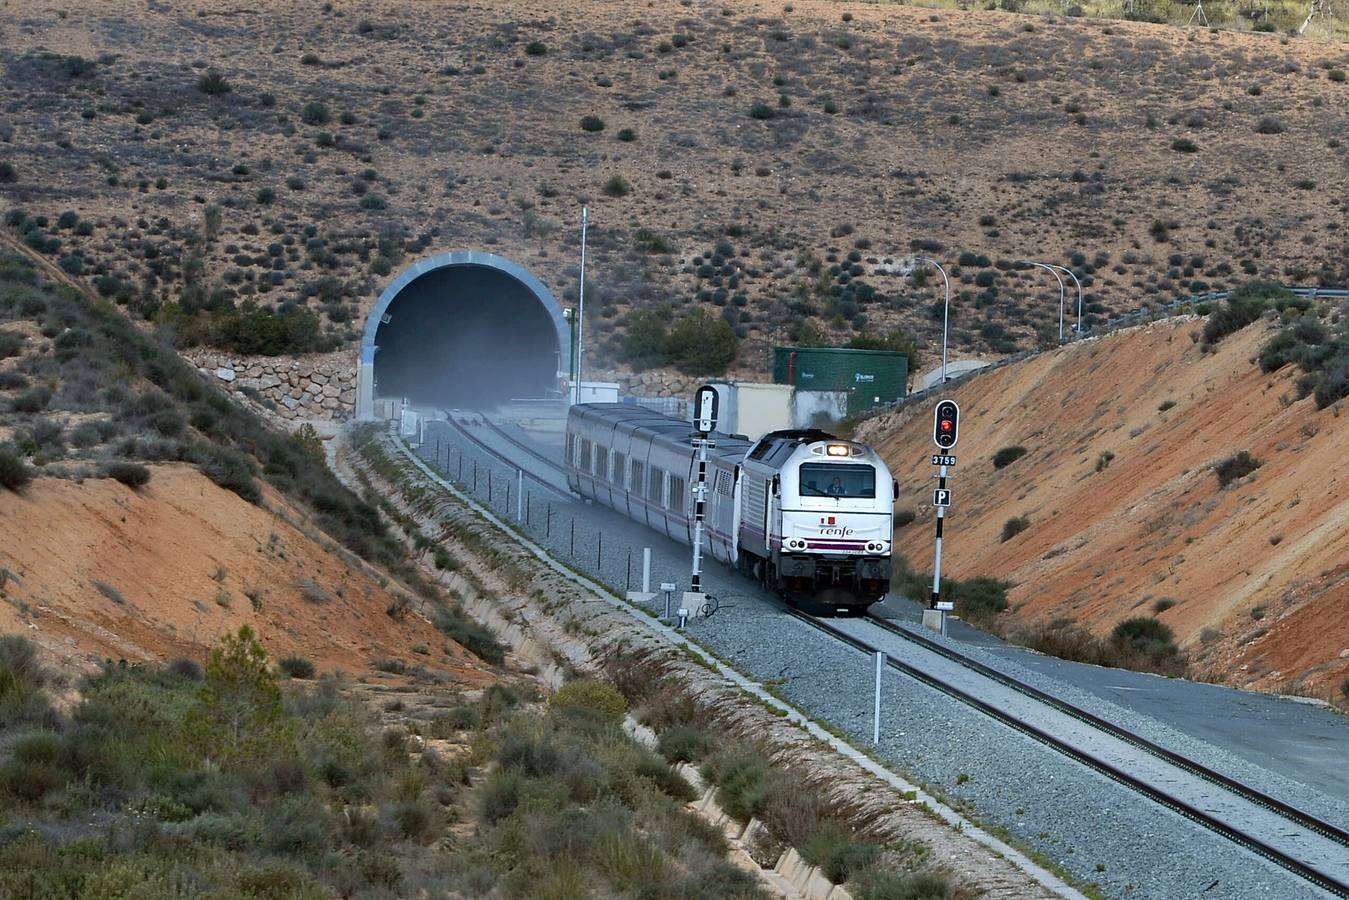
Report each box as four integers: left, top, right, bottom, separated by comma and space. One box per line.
799, 464, 876, 499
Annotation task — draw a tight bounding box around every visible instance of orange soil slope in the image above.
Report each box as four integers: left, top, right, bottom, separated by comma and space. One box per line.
859, 318, 1349, 698
0, 464, 490, 683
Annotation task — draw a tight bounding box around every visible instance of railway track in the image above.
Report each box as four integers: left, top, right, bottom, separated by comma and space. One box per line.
430, 414, 1349, 897
790, 610, 1349, 897
437, 410, 570, 499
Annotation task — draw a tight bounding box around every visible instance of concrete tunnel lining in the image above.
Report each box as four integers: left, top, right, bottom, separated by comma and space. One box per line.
357, 251, 571, 419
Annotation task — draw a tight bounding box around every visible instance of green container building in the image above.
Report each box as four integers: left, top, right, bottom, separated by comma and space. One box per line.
772, 346, 909, 414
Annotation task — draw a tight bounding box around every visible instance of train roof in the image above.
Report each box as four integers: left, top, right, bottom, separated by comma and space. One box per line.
568, 403, 754, 463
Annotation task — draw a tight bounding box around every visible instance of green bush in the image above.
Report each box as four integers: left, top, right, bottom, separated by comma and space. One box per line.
197, 70, 232, 96
801, 822, 880, 884
656, 725, 708, 763
0, 162, 16, 183
1171, 137, 1198, 153
0, 330, 24, 358
1001, 515, 1031, 542
1109, 616, 1182, 667
0, 636, 56, 728
1202, 282, 1289, 345
0, 447, 33, 491
992, 446, 1027, 469
301, 101, 331, 125
603, 174, 631, 197
549, 679, 627, 722
433, 605, 504, 664
666, 310, 737, 375
104, 461, 151, 489
952, 576, 1010, 618
524, 41, 547, 56
1214, 450, 1260, 487
579, 115, 605, 132
748, 101, 775, 119
699, 748, 769, 822
278, 655, 316, 679
858, 870, 952, 899
894, 508, 916, 528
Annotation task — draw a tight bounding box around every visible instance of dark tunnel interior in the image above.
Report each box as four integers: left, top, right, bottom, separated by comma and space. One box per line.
372, 265, 561, 408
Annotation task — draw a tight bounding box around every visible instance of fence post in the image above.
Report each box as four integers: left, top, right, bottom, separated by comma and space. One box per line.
570, 518, 575, 557
873, 651, 883, 744
597, 531, 602, 570
626, 550, 632, 593
473, 461, 478, 493
546, 503, 553, 538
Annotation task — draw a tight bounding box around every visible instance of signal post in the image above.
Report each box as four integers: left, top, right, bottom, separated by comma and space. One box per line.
923, 400, 959, 636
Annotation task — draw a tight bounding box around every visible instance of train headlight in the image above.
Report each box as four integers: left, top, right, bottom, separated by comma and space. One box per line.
826, 443, 850, 457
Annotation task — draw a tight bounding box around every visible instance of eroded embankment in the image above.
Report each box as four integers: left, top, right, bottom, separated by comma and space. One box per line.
860, 317, 1349, 699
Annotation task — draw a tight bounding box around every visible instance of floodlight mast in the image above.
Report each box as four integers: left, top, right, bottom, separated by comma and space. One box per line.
910, 256, 951, 385
1020, 261, 1066, 343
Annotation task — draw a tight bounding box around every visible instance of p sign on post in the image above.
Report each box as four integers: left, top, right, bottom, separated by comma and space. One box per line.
694, 384, 719, 436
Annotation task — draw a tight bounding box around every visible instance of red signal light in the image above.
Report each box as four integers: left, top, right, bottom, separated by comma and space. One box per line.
933, 400, 960, 449
940, 420, 953, 432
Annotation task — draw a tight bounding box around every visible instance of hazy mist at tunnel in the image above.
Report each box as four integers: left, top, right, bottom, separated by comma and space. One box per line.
372, 265, 561, 409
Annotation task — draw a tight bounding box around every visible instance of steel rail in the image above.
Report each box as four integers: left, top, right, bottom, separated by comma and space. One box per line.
787, 608, 1349, 897
436, 412, 571, 499
861, 611, 1349, 849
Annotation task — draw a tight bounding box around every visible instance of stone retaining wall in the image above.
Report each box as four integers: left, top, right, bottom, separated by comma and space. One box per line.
185, 349, 357, 422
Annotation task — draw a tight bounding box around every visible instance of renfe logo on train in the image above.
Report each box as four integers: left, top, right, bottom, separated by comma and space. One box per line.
818, 516, 854, 536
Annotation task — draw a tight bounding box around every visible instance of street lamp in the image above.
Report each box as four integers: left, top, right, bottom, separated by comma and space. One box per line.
572, 206, 589, 405
909, 256, 951, 385
1019, 261, 1066, 343
1049, 264, 1084, 338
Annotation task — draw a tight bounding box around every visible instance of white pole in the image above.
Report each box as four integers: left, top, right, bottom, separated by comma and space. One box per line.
642, 547, 651, 595
914, 256, 951, 385
873, 651, 883, 744
575, 206, 589, 403
1021, 262, 1066, 343
1050, 264, 1084, 337
691, 437, 709, 593
516, 468, 524, 521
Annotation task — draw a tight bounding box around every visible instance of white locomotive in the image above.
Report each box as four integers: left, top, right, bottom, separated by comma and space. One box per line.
564, 403, 897, 609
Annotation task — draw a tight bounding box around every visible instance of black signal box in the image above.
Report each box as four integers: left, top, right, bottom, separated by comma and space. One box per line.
933, 400, 960, 449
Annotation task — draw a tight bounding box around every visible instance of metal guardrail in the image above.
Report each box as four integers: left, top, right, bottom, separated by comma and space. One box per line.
870, 284, 1348, 417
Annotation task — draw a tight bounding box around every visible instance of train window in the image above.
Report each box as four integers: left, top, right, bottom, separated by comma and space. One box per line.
799, 463, 876, 499
648, 469, 665, 505
668, 476, 686, 511
630, 460, 644, 495
595, 447, 608, 481
579, 439, 592, 471
612, 452, 626, 487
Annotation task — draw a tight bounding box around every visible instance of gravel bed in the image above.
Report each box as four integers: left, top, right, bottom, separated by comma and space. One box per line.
866, 610, 1349, 831
413, 422, 1334, 900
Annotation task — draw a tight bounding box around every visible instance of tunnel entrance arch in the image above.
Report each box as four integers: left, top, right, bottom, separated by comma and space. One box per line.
357, 251, 571, 419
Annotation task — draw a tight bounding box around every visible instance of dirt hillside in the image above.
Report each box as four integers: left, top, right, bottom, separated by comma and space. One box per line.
0, 463, 491, 684
859, 316, 1349, 698
0, 0, 1345, 382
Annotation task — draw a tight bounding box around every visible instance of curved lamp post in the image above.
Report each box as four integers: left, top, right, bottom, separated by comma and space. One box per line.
910, 256, 951, 385
1049, 263, 1084, 338
1019, 261, 1066, 343
572, 206, 589, 405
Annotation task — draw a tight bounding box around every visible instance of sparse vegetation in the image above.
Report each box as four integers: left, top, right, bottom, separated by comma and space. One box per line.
1214, 450, 1260, 487
0, 447, 32, 491
1001, 515, 1031, 541
579, 114, 606, 132
992, 446, 1027, 469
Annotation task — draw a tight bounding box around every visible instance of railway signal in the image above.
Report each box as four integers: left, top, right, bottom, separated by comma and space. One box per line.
926, 399, 960, 635
686, 385, 718, 613
933, 400, 960, 449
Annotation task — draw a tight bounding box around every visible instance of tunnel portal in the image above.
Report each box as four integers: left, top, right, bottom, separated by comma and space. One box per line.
357, 251, 570, 418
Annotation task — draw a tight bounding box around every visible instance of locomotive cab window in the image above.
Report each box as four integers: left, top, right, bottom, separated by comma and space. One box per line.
800, 464, 876, 498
